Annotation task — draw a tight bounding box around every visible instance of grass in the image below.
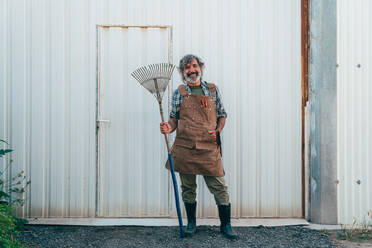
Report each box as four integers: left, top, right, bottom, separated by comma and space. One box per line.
337, 211, 372, 242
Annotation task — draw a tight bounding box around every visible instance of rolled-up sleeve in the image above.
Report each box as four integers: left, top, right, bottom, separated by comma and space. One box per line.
169, 89, 182, 119
215, 86, 227, 119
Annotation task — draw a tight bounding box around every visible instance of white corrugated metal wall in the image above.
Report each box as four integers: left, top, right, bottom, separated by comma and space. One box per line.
0, 0, 302, 218
337, 0, 372, 224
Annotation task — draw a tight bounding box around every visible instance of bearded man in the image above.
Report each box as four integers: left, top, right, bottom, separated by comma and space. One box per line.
160, 54, 237, 239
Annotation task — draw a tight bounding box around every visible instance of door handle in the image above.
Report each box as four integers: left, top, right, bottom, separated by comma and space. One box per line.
97, 119, 110, 123
97, 119, 110, 128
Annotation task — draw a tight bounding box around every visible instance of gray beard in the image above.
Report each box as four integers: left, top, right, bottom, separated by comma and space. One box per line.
184, 73, 201, 83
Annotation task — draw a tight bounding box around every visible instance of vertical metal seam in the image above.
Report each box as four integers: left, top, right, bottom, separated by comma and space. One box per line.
235, 0, 242, 218
41, 0, 48, 218
95, 25, 100, 217
62, 0, 67, 218
272, 0, 278, 217
46, 0, 52, 218
66, 0, 71, 217
25, 0, 32, 218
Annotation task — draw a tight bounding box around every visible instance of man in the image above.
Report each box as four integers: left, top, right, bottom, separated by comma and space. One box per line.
160, 54, 237, 239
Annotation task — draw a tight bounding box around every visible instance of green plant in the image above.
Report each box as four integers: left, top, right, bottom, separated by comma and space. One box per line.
0, 139, 30, 205
0, 139, 30, 247
0, 204, 24, 247
338, 213, 372, 242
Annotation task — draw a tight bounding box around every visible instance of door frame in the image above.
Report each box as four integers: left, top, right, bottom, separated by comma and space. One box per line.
301, 0, 310, 218
95, 25, 173, 217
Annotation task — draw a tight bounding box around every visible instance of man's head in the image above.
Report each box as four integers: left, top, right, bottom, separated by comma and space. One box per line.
178, 54, 205, 83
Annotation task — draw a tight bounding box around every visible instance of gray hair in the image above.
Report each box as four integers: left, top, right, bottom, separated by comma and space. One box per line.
178, 54, 205, 81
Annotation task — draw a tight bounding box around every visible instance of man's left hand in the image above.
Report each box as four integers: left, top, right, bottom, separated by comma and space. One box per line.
208, 130, 217, 142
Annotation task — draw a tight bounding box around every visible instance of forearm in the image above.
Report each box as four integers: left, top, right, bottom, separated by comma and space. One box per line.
216, 117, 226, 133
168, 118, 178, 133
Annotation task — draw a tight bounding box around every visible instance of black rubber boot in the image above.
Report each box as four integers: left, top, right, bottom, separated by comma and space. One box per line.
218, 203, 238, 239
184, 202, 197, 236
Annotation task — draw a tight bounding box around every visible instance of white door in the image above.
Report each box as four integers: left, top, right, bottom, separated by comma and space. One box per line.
97, 26, 171, 217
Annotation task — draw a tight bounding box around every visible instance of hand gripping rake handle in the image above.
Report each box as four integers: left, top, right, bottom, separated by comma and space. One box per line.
156, 81, 185, 238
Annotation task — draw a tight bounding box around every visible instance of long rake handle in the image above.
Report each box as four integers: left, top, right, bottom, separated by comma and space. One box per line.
158, 101, 185, 238
158, 101, 171, 153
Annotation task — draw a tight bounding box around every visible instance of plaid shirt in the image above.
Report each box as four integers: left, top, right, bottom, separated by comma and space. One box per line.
170, 81, 227, 120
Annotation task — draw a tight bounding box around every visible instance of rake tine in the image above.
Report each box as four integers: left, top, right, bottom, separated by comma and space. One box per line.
163, 63, 167, 78
159, 64, 163, 78
130, 71, 136, 79
167, 64, 172, 78
153, 64, 158, 79
131, 72, 139, 82
170, 65, 174, 78
158, 63, 162, 77
151, 64, 155, 79
156, 64, 160, 79
168, 64, 172, 76
134, 71, 143, 84
133, 67, 145, 85
141, 66, 150, 82
163, 64, 167, 78
138, 67, 148, 83
132, 70, 141, 83
132, 69, 139, 81
148, 64, 153, 81
164, 64, 168, 78
166, 64, 171, 79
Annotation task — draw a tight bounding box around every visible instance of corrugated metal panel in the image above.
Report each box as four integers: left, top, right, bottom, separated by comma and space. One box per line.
337, 0, 372, 224
1, 0, 97, 218
0, 0, 302, 218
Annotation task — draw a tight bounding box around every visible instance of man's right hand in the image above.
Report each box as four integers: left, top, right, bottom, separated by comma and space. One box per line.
160, 122, 172, 134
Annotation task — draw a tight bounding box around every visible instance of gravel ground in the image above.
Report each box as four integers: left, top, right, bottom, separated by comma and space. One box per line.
16, 225, 341, 248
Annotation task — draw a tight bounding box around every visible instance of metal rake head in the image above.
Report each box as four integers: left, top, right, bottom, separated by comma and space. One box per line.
131, 63, 176, 101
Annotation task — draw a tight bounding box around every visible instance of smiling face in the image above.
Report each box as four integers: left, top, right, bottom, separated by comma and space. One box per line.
183, 59, 202, 84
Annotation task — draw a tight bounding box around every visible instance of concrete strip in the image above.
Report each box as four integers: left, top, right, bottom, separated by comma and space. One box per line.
27, 218, 309, 227
305, 223, 341, 230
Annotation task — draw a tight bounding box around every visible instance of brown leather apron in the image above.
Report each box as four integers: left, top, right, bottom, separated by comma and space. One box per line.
166, 83, 224, 176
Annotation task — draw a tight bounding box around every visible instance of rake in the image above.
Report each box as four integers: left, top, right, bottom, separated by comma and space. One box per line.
131, 63, 184, 238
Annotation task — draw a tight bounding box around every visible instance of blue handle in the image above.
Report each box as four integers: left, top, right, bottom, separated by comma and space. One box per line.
168, 153, 185, 238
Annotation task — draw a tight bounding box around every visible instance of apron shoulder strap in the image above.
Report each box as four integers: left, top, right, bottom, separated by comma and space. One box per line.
178, 85, 189, 97
207, 83, 217, 94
